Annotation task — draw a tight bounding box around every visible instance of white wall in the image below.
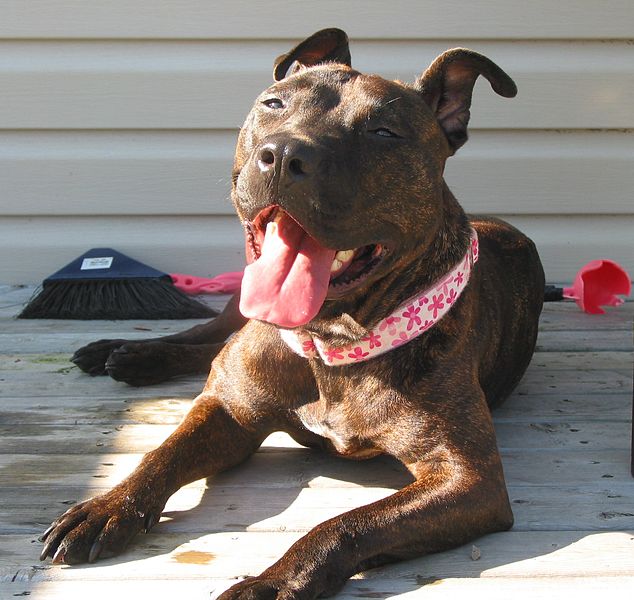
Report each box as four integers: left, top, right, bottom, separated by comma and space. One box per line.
0, 1, 632, 284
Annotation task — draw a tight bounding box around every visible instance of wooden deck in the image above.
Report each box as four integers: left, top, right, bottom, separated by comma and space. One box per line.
0, 284, 632, 599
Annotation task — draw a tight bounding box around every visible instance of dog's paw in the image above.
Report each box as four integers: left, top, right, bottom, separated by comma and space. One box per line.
71, 339, 129, 376
105, 341, 181, 386
214, 569, 344, 600
214, 576, 290, 600
39, 486, 163, 565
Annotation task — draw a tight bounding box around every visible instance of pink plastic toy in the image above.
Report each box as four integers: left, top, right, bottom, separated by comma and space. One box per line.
562, 260, 631, 314
170, 271, 244, 295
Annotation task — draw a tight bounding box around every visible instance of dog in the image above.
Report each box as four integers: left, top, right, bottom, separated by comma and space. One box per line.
70, 292, 246, 386
41, 29, 545, 599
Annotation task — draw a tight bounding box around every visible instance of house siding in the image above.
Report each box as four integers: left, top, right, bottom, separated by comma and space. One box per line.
0, 1, 632, 284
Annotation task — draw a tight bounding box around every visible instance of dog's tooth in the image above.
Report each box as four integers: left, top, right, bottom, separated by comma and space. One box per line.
330, 258, 344, 273
335, 249, 355, 262
265, 221, 278, 236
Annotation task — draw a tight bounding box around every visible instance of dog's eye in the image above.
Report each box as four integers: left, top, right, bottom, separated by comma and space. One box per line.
371, 127, 399, 138
262, 98, 284, 109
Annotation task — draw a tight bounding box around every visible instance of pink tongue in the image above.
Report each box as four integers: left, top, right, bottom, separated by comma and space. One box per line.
240, 211, 336, 327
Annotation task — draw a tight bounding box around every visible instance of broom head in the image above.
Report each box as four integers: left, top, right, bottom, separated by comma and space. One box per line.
19, 248, 218, 320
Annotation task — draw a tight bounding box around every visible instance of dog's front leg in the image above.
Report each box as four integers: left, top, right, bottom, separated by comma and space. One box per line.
218, 427, 512, 599
40, 394, 266, 564
71, 292, 247, 383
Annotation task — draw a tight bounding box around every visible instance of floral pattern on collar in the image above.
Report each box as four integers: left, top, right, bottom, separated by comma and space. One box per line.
279, 229, 479, 367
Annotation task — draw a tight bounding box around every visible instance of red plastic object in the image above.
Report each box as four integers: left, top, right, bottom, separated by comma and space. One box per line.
170, 271, 244, 295
563, 260, 631, 314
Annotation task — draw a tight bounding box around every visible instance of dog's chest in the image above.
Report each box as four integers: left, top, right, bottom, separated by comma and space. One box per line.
295, 399, 383, 459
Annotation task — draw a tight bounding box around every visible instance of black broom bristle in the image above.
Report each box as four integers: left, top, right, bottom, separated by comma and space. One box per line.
19, 278, 217, 320
19, 248, 221, 320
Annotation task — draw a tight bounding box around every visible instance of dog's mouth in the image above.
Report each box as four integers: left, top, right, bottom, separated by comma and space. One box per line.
241, 206, 387, 327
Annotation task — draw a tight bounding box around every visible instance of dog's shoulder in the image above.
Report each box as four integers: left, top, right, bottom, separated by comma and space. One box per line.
470, 216, 535, 251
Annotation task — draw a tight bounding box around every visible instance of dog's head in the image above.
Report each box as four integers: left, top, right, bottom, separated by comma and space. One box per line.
233, 29, 516, 330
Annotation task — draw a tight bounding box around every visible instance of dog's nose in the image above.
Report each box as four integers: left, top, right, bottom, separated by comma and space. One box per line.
257, 144, 278, 174
257, 139, 316, 182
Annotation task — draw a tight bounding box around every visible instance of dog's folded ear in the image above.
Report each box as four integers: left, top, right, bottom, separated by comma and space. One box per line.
415, 49, 517, 154
273, 28, 351, 81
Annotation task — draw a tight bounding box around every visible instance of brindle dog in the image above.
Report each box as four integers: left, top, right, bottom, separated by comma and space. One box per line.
41, 29, 544, 599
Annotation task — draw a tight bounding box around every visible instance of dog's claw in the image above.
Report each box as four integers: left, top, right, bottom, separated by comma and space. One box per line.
144, 513, 157, 533
88, 539, 102, 563
52, 546, 66, 564
39, 523, 56, 543
39, 542, 52, 561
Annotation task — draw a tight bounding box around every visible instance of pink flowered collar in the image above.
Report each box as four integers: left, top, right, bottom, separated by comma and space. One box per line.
280, 229, 479, 366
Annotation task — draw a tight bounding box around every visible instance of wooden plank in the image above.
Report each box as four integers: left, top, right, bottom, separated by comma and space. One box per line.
496, 420, 631, 451
537, 304, 634, 332
1, 131, 633, 218
2, 530, 634, 581
1, 349, 631, 371
0, 287, 39, 319
534, 329, 632, 353
0, 323, 212, 339
0, 395, 194, 425
2, 479, 633, 535
515, 367, 632, 392
2, 577, 634, 600
2, 215, 633, 285
0, 385, 629, 424
3, 577, 634, 600
495, 391, 631, 420
0, 390, 629, 424
529, 349, 633, 368
0, 302, 634, 350
1, 291, 632, 332
0, 344, 632, 378
0, 41, 632, 129
0, 417, 629, 454
0, 0, 631, 39
0, 359, 628, 398
502, 449, 633, 484
1, 445, 632, 490
0, 368, 206, 398
2, 351, 630, 386
1, 297, 631, 333
0, 322, 631, 356
1, 442, 631, 491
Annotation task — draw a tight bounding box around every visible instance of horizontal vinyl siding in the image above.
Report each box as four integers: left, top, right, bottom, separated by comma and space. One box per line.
0, 40, 632, 129
2, 215, 633, 287
0, 216, 245, 284
1, 130, 632, 216
1, 1, 632, 39
0, 1, 632, 285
